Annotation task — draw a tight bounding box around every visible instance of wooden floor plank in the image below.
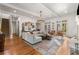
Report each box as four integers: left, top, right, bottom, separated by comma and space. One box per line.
0, 36, 41, 55
0, 35, 70, 55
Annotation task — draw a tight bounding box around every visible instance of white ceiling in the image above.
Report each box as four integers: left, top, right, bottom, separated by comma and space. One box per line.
43, 3, 78, 16
0, 3, 78, 18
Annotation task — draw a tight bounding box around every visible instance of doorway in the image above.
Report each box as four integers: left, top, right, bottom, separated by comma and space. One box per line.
1, 18, 10, 36
12, 20, 19, 36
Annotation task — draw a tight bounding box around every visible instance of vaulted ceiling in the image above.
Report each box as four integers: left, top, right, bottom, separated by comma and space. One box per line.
0, 3, 78, 18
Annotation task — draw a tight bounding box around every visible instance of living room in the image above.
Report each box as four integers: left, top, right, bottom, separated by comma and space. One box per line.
0, 3, 79, 55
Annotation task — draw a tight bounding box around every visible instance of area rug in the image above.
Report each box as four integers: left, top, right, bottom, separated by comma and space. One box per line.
32, 37, 64, 55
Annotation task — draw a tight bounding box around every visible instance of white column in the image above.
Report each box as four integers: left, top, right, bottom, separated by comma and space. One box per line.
9, 16, 13, 39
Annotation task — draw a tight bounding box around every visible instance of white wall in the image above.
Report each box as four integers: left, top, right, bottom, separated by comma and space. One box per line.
0, 11, 37, 37
18, 14, 77, 37
66, 14, 77, 37
0, 13, 10, 19
45, 14, 77, 37
0, 11, 77, 37
0, 12, 10, 32
0, 12, 19, 38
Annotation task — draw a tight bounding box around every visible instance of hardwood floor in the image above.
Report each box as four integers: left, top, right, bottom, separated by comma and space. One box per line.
0, 36, 41, 55
0, 35, 70, 55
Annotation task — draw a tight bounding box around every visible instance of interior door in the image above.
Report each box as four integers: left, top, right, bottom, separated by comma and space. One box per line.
1, 18, 10, 36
